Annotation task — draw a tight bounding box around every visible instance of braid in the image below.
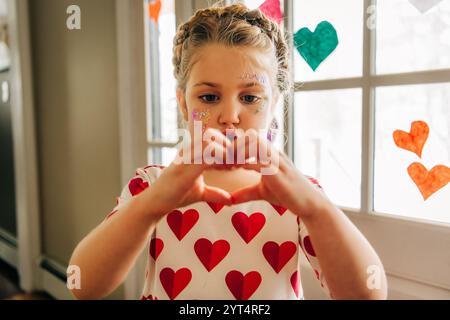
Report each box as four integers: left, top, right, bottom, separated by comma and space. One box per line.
172, 3, 291, 94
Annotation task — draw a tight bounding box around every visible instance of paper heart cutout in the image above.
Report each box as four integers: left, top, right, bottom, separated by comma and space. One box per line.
128, 177, 149, 196
160, 267, 192, 300
231, 212, 266, 244
294, 21, 339, 71
262, 241, 297, 273
225, 270, 262, 300
149, 238, 164, 260
409, 0, 444, 13
393, 121, 429, 158
407, 162, 450, 200
148, 0, 161, 23
194, 238, 230, 272
290, 271, 300, 298
259, 0, 283, 25
167, 209, 199, 241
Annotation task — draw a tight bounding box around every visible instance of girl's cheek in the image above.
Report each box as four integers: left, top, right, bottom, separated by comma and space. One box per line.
191, 109, 211, 132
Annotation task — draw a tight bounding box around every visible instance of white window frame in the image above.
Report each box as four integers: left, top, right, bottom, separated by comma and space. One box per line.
285, 0, 450, 297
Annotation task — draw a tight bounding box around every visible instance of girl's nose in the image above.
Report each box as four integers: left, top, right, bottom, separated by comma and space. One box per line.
218, 100, 240, 126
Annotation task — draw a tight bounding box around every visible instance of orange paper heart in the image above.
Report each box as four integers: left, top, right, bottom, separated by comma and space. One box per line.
407, 162, 450, 200
393, 121, 429, 158
149, 0, 161, 23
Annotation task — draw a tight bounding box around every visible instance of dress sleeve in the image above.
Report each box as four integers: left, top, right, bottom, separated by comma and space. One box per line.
103, 165, 164, 221
298, 176, 332, 299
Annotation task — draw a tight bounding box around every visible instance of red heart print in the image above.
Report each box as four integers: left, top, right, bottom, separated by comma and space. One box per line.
303, 236, 316, 257
128, 177, 149, 196
262, 241, 297, 273
290, 271, 300, 298
207, 202, 224, 214
160, 267, 192, 300
271, 203, 287, 216
149, 238, 164, 260
167, 209, 199, 241
225, 270, 262, 300
194, 238, 230, 272
231, 212, 266, 244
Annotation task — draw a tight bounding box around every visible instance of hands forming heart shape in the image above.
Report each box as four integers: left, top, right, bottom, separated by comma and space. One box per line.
393, 121, 450, 200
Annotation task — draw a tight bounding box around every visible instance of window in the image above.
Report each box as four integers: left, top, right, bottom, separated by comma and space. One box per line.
146, 0, 179, 166
289, 0, 450, 224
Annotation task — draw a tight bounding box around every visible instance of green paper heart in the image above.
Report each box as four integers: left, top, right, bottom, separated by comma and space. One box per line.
294, 21, 339, 71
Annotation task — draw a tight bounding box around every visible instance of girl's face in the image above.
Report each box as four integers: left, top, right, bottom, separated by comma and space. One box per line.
177, 43, 279, 137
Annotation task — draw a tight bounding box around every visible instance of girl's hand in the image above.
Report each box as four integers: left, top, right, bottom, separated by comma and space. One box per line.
230, 130, 331, 218
142, 128, 235, 216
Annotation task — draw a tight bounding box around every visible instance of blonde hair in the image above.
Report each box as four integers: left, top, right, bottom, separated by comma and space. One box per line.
172, 2, 291, 96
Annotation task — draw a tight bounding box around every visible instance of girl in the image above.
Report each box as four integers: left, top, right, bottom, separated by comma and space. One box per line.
69, 3, 387, 300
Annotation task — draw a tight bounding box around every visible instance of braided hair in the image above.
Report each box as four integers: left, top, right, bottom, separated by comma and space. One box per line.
172, 3, 291, 96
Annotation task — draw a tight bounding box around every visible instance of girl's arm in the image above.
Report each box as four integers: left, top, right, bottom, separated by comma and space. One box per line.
299, 197, 388, 300
230, 132, 388, 299
69, 128, 233, 300
68, 187, 164, 300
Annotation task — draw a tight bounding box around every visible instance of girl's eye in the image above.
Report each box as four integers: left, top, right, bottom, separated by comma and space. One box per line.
241, 95, 261, 104
200, 94, 220, 103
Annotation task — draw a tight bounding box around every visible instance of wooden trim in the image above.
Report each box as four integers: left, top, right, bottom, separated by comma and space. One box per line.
116, 0, 150, 300
8, 0, 42, 292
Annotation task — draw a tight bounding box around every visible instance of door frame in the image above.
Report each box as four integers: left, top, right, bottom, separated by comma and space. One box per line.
7, 0, 42, 292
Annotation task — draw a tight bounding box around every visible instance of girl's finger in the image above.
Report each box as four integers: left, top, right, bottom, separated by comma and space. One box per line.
202, 185, 233, 205
230, 183, 262, 205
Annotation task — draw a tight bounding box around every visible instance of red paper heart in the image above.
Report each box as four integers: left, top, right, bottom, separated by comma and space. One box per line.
271, 203, 287, 216
408, 162, 450, 200
290, 271, 300, 298
225, 270, 262, 300
207, 202, 224, 214
149, 238, 164, 260
259, 0, 283, 25
262, 241, 297, 273
160, 267, 192, 300
393, 121, 429, 158
194, 238, 230, 272
167, 209, 199, 241
128, 177, 149, 196
231, 212, 266, 244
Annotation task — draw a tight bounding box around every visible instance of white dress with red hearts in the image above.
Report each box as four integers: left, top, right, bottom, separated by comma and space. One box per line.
105, 165, 330, 300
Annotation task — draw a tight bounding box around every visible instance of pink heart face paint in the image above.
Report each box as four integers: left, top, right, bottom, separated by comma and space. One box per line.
192, 109, 211, 131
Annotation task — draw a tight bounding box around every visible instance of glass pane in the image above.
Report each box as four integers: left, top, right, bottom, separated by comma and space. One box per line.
376, 0, 450, 74
293, 0, 363, 82
294, 89, 362, 209
148, 147, 178, 167
374, 83, 450, 224
147, 0, 179, 143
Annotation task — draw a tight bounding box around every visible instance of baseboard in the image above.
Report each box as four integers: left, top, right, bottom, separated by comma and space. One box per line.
0, 235, 18, 268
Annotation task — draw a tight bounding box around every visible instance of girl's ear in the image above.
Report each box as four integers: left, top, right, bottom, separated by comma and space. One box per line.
176, 88, 189, 121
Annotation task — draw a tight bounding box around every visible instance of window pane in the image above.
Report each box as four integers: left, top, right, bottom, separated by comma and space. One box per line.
148, 147, 178, 167
147, 0, 179, 143
293, 0, 363, 82
374, 83, 450, 224
376, 0, 450, 74
294, 89, 362, 209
